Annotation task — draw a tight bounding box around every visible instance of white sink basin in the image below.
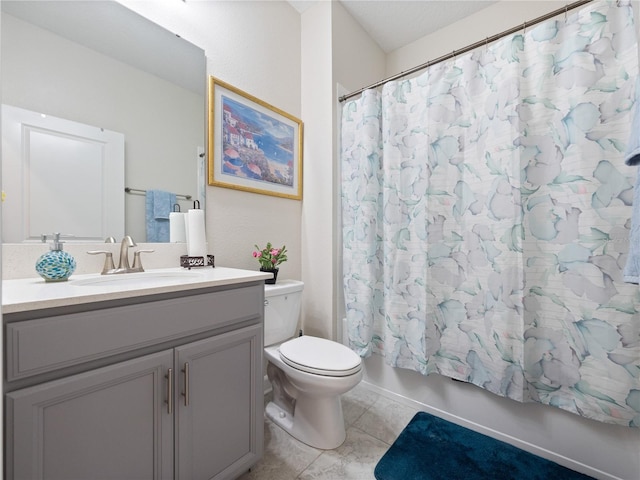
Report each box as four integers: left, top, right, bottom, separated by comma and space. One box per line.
73, 270, 204, 287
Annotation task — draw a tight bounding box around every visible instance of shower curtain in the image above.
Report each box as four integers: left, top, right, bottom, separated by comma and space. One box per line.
341, 0, 640, 427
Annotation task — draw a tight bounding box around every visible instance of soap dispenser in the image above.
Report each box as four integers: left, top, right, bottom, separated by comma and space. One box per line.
35, 233, 77, 282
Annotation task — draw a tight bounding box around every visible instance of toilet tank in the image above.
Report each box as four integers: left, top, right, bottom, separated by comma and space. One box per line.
264, 279, 304, 347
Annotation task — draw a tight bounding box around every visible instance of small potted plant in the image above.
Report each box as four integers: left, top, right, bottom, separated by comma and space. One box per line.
253, 242, 287, 284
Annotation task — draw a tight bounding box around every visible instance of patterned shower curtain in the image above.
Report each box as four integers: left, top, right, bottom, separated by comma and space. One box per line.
341, 0, 640, 427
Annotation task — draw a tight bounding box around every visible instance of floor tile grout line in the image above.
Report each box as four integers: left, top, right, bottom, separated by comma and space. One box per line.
349, 424, 392, 448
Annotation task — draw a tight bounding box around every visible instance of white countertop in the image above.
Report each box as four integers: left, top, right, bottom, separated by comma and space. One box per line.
3, 267, 271, 314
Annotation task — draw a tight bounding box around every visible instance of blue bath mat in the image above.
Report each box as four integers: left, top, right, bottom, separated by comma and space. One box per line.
374, 412, 593, 480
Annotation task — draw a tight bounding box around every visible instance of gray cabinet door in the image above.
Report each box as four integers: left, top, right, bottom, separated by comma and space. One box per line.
175, 324, 264, 480
6, 350, 174, 480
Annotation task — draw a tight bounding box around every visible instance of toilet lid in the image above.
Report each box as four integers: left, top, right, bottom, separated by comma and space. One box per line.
279, 336, 362, 377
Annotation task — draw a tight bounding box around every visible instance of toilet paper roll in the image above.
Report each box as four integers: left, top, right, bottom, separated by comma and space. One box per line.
169, 212, 186, 243
186, 208, 207, 258
184, 213, 190, 248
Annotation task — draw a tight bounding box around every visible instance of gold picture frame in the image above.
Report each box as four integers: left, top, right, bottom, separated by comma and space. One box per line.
208, 77, 303, 200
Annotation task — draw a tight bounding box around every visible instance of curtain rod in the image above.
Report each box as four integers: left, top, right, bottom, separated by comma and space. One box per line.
339, 0, 593, 103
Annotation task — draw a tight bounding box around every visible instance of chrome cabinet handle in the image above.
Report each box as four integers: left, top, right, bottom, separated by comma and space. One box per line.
166, 368, 173, 414
182, 362, 190, 406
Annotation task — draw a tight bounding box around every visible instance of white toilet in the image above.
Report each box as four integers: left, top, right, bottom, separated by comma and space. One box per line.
263, 280, 363, 450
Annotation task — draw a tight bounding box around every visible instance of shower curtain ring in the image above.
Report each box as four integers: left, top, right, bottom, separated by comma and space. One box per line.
523, 21, 526, 34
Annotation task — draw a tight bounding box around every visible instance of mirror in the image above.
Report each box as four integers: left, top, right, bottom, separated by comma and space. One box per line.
1, 0, 206, 243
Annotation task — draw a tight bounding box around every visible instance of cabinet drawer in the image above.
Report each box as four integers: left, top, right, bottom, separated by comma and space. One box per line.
6, 286, 262, 382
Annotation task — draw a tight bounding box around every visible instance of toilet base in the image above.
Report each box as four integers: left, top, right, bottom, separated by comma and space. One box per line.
265, 395, 347, 450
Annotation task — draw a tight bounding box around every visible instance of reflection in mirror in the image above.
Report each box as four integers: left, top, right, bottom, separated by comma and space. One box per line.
2, 105, 125, 242
1, 0, 206, 243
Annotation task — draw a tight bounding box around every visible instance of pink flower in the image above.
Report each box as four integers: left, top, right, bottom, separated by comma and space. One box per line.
253, 242, 287, 269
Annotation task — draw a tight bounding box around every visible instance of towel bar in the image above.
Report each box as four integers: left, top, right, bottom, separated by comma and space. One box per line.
125, 187, 192, 200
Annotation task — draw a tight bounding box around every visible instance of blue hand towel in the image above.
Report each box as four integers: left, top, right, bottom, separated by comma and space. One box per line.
146, 190, 176, 242
623, 78, 640, 284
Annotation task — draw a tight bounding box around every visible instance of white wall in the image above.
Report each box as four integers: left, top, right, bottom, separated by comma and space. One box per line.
297, 0, 386, 339
332, 1, 386, 94
120, 0, 303, 278
352, 2, 640, 479
386, 1, 567, 76
300, 1, 334, 337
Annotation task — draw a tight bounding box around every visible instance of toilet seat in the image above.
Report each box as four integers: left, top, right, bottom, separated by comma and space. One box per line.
279, 336, 362, 377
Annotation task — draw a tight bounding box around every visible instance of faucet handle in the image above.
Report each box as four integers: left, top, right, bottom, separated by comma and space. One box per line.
87, 250, 116, 275
132, 249, 154, 272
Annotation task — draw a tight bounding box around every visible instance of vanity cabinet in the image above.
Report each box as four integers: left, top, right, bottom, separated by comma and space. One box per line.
7, 350, 175, 479
4, 282, 264, 480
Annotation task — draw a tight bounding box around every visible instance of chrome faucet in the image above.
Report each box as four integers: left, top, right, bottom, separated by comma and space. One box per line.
88, 236, 154, 275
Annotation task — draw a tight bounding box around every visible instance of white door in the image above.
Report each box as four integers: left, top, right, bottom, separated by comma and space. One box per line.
1, 104, 125, 243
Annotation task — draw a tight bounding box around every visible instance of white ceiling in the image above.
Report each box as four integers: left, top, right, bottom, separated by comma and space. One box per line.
288, 0, 497, 53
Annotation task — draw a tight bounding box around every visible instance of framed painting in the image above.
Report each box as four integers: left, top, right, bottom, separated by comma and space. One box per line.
208, 77, 303, 200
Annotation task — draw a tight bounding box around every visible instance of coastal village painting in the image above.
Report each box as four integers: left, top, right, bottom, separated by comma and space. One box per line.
221, 95, 295, 187
209, 77, 302, 199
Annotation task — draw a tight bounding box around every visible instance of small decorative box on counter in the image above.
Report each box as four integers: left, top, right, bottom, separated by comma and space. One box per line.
180, 255, 215, 269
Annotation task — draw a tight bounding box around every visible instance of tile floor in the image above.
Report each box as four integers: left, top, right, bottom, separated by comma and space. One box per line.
238, 383, 420, 480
